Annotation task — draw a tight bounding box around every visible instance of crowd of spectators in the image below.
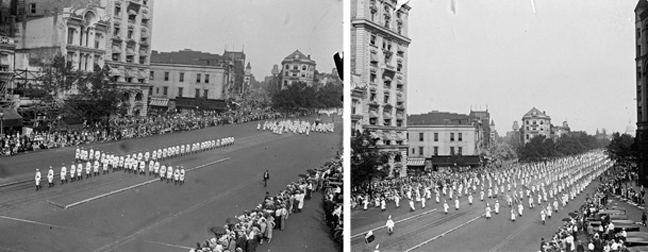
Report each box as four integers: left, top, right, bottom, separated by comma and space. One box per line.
0, 110, 287, 156
540, 165, 635, 252
189, 151, 343, 252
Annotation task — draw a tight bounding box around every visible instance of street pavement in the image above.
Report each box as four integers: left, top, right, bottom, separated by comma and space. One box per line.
351, 165, 622, 252
0, 114, 342, 252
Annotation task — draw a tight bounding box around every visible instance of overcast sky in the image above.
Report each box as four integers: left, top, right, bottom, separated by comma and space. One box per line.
406, 0, 637, 135
151, 0, 342, 79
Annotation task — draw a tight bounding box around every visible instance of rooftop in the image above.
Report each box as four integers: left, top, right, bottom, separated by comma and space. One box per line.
150, 49, 224, 66
408, 111, 477, 126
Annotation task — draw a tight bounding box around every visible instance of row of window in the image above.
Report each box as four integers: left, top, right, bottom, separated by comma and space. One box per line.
418, 132, 463, 142
413, 146, 463, 156
152, 71, 211, 84
154, 86, 209, 98
67, 28, 103, 49
283, 64, 313, 71
525, 119, 546, 125
368, 2, 404, 34
368, 118, 403, 127
283, 70, 312, 78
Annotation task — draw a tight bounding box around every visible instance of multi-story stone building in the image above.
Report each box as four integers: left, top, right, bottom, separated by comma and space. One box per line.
15, 5, 110, 95
148, 49, 229, 113
11, 0, 154, 116
637, 0, 648, 186
279, 50, 316, 89
104, 0, 153, 116
407, 111, 483, 172
351, 0, 411, 177
520, 107, 551, 144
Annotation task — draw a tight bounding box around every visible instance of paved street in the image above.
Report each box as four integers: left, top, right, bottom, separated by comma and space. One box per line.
0, 114, 342, 252
350, 166, 630, 252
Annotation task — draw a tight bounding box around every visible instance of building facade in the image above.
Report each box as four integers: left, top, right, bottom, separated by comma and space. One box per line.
104, 0, 153, 116
15, 5, 110, 98
149, 49, 228, 113
351, 0, 411, 177
636, 0, 648, 186
520, 107, 551, 144
13, 0, 154, 116
279, 50, 316, 89
408, 112, 480, 157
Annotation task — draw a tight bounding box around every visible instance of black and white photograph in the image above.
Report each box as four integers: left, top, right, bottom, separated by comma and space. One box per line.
350, 0, 645, 251
0, 0, 343, 251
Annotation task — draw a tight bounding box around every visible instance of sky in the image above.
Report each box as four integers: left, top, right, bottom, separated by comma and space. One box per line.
151, 0, 342, 79
406, 0, 637, 135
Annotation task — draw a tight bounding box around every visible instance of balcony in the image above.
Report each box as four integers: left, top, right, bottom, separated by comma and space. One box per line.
112, 35, 123, 42
368, 100, 380, 107
382, 63, 396, 73
396, 104, 405, 110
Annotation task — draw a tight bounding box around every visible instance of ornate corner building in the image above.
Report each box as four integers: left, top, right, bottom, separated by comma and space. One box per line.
351, 0, 411, 177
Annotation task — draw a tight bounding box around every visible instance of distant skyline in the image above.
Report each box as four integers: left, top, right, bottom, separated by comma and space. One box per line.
151, 0, 342, 79
406, 0, 637, 135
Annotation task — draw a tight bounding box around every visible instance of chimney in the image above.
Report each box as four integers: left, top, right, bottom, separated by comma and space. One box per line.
307, 54, 311, 59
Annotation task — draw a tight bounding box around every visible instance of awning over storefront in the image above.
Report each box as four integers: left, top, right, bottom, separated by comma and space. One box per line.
0, 107, 22, 128
429, 155, 481, 167
174, 97, 227, 111
149, 97, 169, 107
407, 157, 426, 166
109, 67, 121, 77
112, 45, 122, 53
370, 53, 378, 63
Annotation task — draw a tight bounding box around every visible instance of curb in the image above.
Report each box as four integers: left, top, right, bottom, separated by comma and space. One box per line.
47, 157, 230, 209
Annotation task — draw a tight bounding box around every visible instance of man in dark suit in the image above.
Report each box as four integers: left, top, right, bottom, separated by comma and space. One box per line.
263, 170, 270, 187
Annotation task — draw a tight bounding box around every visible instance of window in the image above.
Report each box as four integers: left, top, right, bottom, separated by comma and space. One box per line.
156, 87, 159, 94
458, 147, 462, 156
178, 87, 183, 97
526, 126, 529, 131
450, 147, 455, 155
526, 121, 529, 125
148, 86, 153, 96
370, 92, 376, 101
397, 23, 402, 34
285, 64, 289, 69
179, 73, 184, 82
450, 133, 455, 142
283, 80, 288, 87
95, 33, 101, 48
434, 133, 438, 142
396, 120, 402, 127
369, 118, 377, 125
67, 28, 75, 44
113, 27, 120, 37
30, 3, 36, 14
196, 73, 201, 83
293, 65, 298, 70
419, 147, 424, 155
127, 29, 133, 39
433, 147, 438, 156
411, 148, 415, 155
195, 88, 200, 98
371, 10, 376, 21
204, 89, 208, 98
125, 55, 134, 63
302, 65, 306, 71
384, 119, 391, 126
458, 133, 462, 142
163, 87, 168, 95
301, 73, 305, 78
126, 77, 133, 83
205, 74, 210, 83
370, 72, 376, 83
418, 133, 424, 141
638, 28, 641, 38
139, 56, 146, 64
370, 34, 376, 46
150, 71, 154, 80
292, 72, 297, 77
138, 79, 144, 83
112, 76, 119, 82
397, 63, 402, 72
114, 6, 121, 17
639, 45, 642, 57
384, 94, 389, 103
164, 72, 169, 81
143, 0, 148, 5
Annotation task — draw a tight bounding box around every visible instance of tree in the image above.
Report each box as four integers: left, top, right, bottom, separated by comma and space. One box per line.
351, 129, 389, 187
64, 64, 129, 122
606, 133, 637, 164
